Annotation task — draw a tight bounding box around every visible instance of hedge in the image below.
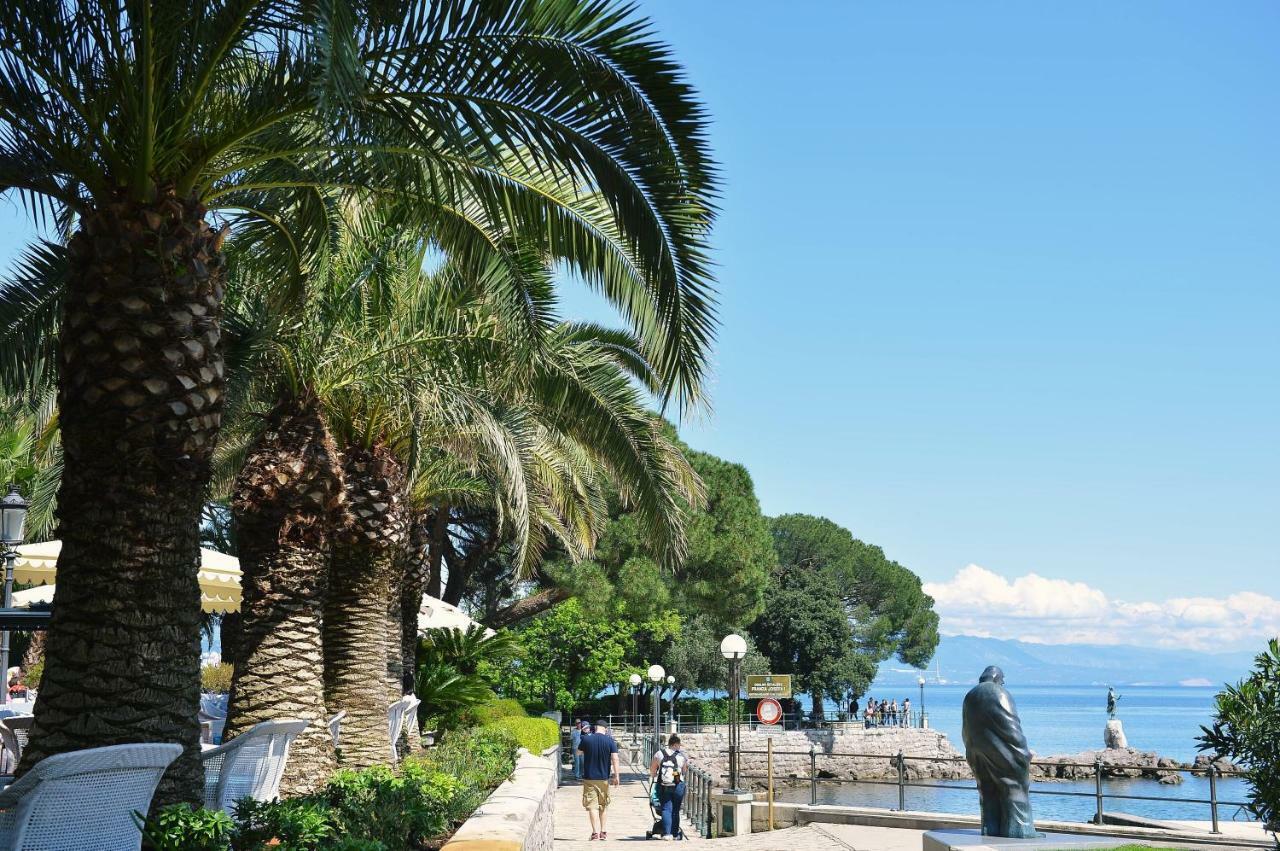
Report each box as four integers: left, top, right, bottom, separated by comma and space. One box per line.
482, 716, 560, 754
469, 698, 527, 725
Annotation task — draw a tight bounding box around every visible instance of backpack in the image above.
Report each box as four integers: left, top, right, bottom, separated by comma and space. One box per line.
657, 748, 683, 786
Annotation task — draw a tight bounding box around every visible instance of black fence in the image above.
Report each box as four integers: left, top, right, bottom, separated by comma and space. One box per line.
592, 711, 929, 735
729, 747, 1248, 835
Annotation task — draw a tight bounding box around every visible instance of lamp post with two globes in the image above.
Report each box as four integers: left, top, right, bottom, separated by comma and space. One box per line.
720, 633, 747, 793
648, 664, 665, 747
629, 673, 642, 742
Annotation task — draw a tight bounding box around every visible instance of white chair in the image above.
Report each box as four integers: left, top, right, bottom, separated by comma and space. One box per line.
327, 711, 346, 748
387, 695, 420, 764
0, 742, 181, 851
0, 718, 33, 775
201, 719, 307, 811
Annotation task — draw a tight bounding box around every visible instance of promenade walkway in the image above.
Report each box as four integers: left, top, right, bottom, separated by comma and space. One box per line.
551, 767, 922, 851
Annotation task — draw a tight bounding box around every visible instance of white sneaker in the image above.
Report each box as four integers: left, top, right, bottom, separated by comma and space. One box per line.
662, 835, 674, 841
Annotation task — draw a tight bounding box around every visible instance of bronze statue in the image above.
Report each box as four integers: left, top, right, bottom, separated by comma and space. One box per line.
962, 666, 1040, 838
1106, 686, 1120, 718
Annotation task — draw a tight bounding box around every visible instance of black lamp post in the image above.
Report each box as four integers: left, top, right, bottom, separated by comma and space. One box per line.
0, 484, 30, 707
629, 673, 641, 743
917, 675, 926, 729
720, 633, 747, 793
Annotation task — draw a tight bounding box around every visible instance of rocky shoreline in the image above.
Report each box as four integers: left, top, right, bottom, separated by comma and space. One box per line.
670, 728, 1237, 788
1029, 749, 1239, 785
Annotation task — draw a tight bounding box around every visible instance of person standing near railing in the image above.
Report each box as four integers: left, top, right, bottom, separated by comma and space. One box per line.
571, 719, 589, 780
902, 697, 911, 727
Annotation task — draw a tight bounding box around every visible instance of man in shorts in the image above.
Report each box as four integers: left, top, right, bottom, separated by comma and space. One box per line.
577, 720, 620, 839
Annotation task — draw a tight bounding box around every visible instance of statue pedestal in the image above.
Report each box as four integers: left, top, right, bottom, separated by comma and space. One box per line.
1104, 719, 1127, 749
923, 829, 1134, 850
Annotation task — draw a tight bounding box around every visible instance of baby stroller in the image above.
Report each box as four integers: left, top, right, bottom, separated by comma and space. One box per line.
644, 783, 686, 840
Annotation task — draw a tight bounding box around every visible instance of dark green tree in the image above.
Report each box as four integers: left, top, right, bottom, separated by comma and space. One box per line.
752, 514, 939, 714
1198, 638, 1280, 835
483, 432, 776, 631
660, 612, 768, 700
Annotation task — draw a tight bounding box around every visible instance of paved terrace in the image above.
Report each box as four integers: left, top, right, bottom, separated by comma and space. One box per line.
552, 767, 922, 851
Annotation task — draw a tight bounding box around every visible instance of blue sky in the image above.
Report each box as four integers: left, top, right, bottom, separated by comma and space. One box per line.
571, 1, 1280, 646
1, 2, 1276, 647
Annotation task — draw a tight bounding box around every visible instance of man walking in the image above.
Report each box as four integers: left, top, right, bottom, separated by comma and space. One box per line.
577, 719, 621, 840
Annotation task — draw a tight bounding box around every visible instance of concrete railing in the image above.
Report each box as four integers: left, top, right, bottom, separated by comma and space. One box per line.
442, 744, 560, 851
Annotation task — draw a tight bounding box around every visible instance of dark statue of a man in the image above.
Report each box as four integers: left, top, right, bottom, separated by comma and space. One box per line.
962, 666, 1041, 838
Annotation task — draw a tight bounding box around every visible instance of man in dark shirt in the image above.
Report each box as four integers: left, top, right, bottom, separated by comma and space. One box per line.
577, 720, 620, 839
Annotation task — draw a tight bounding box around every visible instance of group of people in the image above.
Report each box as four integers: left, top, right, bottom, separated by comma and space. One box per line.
570, 719, 691, 841
850, 695, 912, 727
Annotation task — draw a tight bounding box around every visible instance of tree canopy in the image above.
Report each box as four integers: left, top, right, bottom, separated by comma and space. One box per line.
751, 514, 939, 708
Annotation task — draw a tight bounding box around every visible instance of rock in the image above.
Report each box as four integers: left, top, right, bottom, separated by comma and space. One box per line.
1158, 773, 1183, 785
1192, 754, 1239, 775
1104, 719, 1128, 749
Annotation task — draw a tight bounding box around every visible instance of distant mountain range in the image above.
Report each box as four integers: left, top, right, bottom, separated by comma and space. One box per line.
873, 634, 1256, 688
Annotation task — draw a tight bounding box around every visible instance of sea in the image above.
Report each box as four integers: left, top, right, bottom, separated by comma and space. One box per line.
774, 683, 1252, 824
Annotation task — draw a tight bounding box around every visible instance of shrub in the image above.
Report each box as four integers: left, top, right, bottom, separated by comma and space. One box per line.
139, 804, 235, 851
232, 798, 336, 849
470, 697, 528, 725
139, 727, 520, 850
201, 662, 233, 694
322, 762, 459, 847
1199, 637, 1280, 833
519, 699, 549, 716
416, 725, 520, 822
484, 716, 560, 754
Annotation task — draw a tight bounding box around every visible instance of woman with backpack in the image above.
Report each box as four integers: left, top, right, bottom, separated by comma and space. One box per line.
648, 734, 690, 840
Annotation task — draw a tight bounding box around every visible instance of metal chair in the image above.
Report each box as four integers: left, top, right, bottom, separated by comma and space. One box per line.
387, 695, 420, 764
327, 711, 346, 748
201, 719, 307, 811
0, 742, 181, 851
0, 718, 33, 774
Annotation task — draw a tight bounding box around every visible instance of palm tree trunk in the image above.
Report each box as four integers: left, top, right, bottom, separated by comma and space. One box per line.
324, 444, 407, 770
424, 506, 447, 599
395, 518, 431, 757
21, 190, 226, 806
399, 517, 432, 686
226, 400, 343, 796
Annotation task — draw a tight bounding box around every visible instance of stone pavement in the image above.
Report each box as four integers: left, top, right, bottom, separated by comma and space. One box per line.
552, 767, 923, 851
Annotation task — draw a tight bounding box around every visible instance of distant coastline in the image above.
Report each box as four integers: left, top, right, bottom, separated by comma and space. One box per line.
870, 633, 1252, 688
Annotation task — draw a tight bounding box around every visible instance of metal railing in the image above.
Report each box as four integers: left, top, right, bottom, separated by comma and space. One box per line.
589, 710, 931, 733
727, 747, 1249, 834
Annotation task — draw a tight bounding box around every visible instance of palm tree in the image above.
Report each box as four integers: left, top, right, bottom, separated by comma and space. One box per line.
0, 0, 717, 801
223, 395, 345, 795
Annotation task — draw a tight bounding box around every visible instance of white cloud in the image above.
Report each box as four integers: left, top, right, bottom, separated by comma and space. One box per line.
923, 564, 1280, 652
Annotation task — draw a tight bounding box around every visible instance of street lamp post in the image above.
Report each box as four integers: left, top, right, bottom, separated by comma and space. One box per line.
629, 673, 642, 743
647, 664, 665, 748
0, 485, 30, 708
720, 633, 747, 793
917, 676, 926, 729
666, 674, 675, 729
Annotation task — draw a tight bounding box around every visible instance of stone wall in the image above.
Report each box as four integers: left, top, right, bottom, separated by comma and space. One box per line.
676, 726, 967, 788
442, 745, 559, 851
